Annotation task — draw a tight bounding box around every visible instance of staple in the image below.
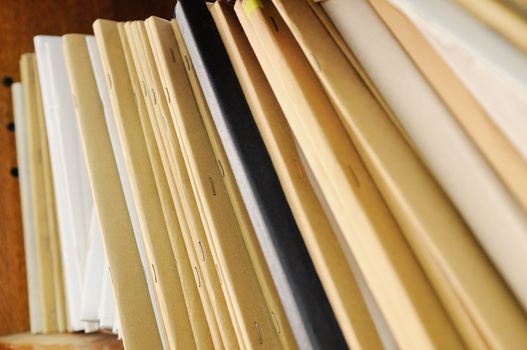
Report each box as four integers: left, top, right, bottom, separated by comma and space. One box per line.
209, 176, 217, 196
152, 88, 157, 105
271, 312, 281, 334
152, 264, 157, 283
141, 80, 147, 97
184, 55, 191, 71
198, 241, 205, 262
194, 266, 201, 287
255, 321, 263, 344
169, 47, 176, 63
107, 73, 112, 89
165, 87, 171, 103
217, 159, 225, 178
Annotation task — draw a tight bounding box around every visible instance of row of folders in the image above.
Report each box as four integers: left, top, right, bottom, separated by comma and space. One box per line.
11, 0, 527, 349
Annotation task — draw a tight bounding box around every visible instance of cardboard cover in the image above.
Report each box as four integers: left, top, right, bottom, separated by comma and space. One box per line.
366, 2, 527, 346
175, 1, 347, 349
118, 22, 214, 349
235, 0, 466, 348
133, 19, 279, 349
123, 21, 238, 349
154, 16, 297, 350
145, 16, 286, 350
85, 24, 204, 348
209, 3, 382, 349
89, 23, 164, 350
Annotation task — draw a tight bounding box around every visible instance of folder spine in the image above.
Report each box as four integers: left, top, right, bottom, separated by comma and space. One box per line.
175, 1, 347, 348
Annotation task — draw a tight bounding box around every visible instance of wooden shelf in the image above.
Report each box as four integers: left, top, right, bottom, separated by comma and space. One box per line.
0, 332, 123, 349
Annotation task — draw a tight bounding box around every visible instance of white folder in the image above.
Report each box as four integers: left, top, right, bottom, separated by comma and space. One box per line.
12, 82, 44, 334
386, 0, 527, 163
34, 35, 94, 331
98, 266, 115, 330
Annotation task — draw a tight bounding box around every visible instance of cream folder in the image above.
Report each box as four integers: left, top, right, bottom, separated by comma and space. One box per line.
20, 53, 59, 333
322, 0, 527, 315
119, 22, 220, 350
385, 0, 527, 163
123, 20, 240, 350
84, 35, 166, 341
12, 81, 44, 334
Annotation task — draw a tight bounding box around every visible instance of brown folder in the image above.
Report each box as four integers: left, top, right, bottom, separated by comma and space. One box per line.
117, 22, 214, 350
147, 16, 296, 350
123, 21, 240, 350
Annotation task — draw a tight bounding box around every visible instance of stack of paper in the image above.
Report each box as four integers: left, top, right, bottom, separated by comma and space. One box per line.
11, 0, 527, 349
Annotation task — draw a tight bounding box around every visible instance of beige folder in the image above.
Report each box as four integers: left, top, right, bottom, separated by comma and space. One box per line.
131, 19, 281, 349
115, 23, 215, 350
64, 33, 197, 349
124, 21, 240, 350
305, 0, 413, 149
209, 3, 381, 349
86, 24, 164, 350
168, 16, 296, 349
20, 53, 58, 333
236, 1, 465, 348
147, 16, 296, 350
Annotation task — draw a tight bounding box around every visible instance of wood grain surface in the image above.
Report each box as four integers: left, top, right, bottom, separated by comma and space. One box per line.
0, 331, 123, 349
0, 0, 175, 336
